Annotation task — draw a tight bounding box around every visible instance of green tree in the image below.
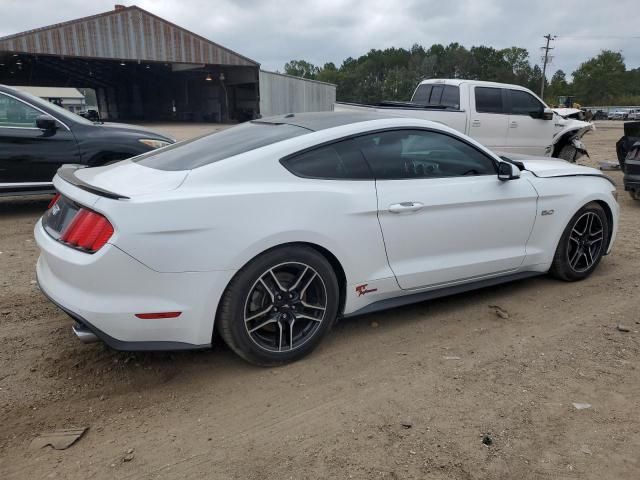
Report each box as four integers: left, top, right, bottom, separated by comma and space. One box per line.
316, 62, 340, 84
571, 50, 626, 104
501, 47, 534, 86
284, 45, 637, 105
284, 60, 319, 79
545, 70, 569, 104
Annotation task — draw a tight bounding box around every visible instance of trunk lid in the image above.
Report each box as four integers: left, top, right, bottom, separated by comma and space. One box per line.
59, 161, 188, 199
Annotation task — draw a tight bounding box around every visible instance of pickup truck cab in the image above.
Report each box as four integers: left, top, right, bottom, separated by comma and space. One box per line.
337, 79, 593, 161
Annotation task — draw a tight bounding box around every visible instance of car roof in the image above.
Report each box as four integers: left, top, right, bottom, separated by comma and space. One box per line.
253, 111, 400, 132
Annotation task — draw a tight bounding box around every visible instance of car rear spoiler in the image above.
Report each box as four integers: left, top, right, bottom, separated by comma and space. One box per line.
57, 165, 130, 200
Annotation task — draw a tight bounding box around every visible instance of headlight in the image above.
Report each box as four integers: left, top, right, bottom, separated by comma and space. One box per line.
138, 138, 171, 149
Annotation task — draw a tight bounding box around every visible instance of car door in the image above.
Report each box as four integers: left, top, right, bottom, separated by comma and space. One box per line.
357, 129, 538, 290
0, 92, 79, 184
506, 89, 556, 155
469, 86, 509, 151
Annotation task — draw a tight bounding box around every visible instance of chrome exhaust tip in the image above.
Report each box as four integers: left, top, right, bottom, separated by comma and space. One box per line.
72, 322, 98, 344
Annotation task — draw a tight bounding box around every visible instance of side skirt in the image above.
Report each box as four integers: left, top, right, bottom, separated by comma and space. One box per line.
342, 271, 542, 318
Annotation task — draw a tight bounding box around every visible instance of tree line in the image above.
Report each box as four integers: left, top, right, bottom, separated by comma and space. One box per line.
284, 45, 640, 106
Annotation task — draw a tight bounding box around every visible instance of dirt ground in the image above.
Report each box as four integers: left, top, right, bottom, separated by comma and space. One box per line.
1, 121, 639, 479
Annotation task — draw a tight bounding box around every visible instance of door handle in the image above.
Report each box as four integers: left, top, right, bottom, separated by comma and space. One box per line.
389, 202, 424, 214
471, 120, 481, 127
510, 121, 518, 128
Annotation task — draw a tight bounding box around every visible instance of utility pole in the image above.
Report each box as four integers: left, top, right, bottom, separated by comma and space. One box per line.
540, 34, 556, 99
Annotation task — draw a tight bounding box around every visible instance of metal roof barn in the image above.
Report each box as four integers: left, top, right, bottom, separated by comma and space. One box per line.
0, 6, 257, 67
0, 5, 260, 122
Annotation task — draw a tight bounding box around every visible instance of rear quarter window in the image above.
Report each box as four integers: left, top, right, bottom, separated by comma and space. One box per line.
133, 122, 310, 171
281, 139, 372, 179
412, 84, 460, 109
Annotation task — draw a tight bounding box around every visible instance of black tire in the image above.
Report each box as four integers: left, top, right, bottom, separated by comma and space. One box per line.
216, 245, 339, 366
629, 190, 640, 201
549, 202, 609, 281
556, 144, 578, 162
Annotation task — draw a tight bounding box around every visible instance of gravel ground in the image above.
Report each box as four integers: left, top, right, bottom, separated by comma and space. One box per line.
0, 121, 638, 480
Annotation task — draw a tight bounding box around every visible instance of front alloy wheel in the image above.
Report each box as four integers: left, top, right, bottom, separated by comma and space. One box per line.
550, 202, 609, 281
566, 211, 604, 273
217, 246, 339, 366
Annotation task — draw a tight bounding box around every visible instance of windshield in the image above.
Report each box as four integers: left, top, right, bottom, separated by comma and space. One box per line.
132, 121, 310, 171
14, 89, 94, 125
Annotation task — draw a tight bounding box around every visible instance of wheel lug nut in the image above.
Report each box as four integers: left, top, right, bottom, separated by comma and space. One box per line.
273, 307, 278, 312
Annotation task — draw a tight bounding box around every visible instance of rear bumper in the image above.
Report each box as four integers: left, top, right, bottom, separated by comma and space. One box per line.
35, 219, 236, 350
624, 180, 640, 192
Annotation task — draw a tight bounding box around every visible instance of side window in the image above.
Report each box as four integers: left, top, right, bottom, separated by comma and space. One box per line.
282, 139, 372, 179
356, 130, 496, 180
441, 85, 460, 109
411, 84, 432, 104
509, 89, 544, 115
0, 94, 41, 128
475, 87, 504, 114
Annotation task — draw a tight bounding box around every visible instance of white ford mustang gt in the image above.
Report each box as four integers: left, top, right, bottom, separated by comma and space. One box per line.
35, 112, 619, 365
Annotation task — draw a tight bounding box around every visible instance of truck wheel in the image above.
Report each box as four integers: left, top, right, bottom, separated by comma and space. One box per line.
556, 144, 577, 162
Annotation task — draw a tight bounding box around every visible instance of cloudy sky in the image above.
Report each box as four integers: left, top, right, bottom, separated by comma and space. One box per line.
1, 0, 637, 77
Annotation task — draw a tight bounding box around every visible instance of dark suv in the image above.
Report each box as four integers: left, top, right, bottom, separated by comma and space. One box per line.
616, 121, 640, 200
0, 84, 175, 196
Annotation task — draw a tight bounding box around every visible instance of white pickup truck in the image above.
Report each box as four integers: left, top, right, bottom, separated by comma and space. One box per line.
336, 79, 594, 161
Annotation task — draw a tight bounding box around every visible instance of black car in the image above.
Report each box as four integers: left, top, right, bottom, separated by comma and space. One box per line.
0, 84, 175, 196
616, 121, 640, 200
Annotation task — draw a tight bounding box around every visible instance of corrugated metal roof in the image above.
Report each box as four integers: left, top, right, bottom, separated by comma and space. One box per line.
13, 86, 85, 99
0, 5, 258, 67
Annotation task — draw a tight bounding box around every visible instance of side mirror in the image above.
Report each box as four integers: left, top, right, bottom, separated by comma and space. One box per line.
36, 115, 57, 131
498, 162, 520, 181
529, 107, 554, 120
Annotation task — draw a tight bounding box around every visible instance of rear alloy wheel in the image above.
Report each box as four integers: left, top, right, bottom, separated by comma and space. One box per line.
550, 202, 609, 281
217, 246, 339, 366
629, 190, 640, 201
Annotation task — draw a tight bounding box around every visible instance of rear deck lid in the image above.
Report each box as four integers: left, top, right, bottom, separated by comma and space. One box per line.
62, 161, 188, 199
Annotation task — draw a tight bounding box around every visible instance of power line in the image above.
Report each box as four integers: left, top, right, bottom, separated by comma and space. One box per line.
540, 34, 556, 98
557, 34, 640, 40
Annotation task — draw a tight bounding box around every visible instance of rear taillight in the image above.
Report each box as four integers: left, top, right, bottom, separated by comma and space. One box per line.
48, 193, 61, 209
59, 208, 114, 252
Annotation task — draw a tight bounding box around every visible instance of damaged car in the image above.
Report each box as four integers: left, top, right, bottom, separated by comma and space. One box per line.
336, 79, 594, 162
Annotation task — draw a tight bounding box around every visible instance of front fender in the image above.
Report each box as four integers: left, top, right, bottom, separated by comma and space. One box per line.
552, 120, 594, 145
524, 176, 619, 269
